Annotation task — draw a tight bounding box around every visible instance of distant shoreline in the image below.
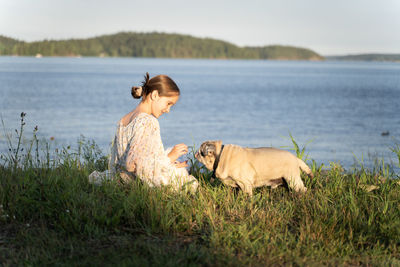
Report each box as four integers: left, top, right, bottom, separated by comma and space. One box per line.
0, 54, 325, 61
325, 54, 400, 62
0, 31, 324, 61
2, 54, 400, 63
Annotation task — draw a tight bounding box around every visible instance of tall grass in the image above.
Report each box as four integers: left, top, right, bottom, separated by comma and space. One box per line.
1, 113, 399, 266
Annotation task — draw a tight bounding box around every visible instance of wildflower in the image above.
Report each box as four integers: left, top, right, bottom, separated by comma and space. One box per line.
66, 209, 70, 213
50, 137, 55, 141
26, 223, 30, 227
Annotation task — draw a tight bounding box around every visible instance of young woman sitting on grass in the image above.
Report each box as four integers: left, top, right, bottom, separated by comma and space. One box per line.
89, 73, 198, 192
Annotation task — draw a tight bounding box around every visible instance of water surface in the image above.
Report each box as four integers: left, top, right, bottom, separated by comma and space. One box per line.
1, 57, 399, 169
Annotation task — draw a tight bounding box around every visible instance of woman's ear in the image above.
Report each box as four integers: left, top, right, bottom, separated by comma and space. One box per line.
150, 90, 159, 101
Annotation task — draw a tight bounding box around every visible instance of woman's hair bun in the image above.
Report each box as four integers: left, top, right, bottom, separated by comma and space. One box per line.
131, 72, 150, 99
131, 86, 143, 99
141, 72, 150, 89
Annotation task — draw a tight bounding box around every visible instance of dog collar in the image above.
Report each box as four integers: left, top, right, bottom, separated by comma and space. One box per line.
212, 144, 225, 176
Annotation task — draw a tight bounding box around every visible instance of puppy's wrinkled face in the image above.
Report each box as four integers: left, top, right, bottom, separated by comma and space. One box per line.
195, 140, 222, 170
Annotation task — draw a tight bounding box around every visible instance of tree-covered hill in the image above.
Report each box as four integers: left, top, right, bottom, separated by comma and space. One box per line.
0, 35, 21, 54
0, 32, 324, 60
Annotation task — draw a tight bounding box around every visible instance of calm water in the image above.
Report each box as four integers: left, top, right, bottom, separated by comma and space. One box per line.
1, 56, 399, 169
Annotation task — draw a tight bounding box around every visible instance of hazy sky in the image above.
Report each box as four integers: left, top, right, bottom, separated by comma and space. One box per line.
1, 0, 399, 55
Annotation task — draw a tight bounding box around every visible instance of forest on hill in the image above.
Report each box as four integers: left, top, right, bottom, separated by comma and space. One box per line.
0, 32, 323, 60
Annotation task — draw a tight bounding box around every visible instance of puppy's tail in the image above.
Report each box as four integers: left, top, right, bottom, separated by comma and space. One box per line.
297, 158, 314, 178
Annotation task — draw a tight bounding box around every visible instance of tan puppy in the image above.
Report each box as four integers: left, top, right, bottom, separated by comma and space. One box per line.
195, 140, 313, 195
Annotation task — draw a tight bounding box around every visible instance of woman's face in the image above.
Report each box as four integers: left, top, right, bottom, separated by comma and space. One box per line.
150, 91, 180, 118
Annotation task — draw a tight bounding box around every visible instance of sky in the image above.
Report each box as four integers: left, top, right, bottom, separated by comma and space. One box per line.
1, 0, 399, 56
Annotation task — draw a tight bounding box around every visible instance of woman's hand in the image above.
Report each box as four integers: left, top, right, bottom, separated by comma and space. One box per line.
168, 143, 188, 163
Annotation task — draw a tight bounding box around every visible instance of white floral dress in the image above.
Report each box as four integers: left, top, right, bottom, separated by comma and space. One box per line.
89, 113, 198, 192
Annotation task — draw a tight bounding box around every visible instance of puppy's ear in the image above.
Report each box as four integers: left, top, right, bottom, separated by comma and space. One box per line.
199, 142, 211, 157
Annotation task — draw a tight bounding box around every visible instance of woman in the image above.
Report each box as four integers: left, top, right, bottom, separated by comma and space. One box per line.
89, 73, 198, 192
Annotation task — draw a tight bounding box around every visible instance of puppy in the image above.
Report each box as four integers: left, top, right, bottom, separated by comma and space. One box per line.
195, 140, 313, 195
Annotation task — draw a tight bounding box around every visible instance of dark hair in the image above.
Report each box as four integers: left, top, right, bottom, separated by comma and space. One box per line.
131, 72, 180, 99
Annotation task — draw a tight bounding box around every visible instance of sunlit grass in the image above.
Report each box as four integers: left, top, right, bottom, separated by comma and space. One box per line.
1, 113, 399, 266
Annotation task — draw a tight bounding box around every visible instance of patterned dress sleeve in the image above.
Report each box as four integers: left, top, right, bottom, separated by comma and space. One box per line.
125, 115, 173, 186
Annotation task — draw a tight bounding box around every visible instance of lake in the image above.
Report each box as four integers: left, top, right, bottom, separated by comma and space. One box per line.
1, 56, 399, 170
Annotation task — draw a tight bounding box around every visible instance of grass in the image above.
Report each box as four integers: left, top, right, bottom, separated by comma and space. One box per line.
1, 113, 400, 266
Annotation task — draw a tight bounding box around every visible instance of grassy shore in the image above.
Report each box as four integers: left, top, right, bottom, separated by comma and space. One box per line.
1, 114, 400, 266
